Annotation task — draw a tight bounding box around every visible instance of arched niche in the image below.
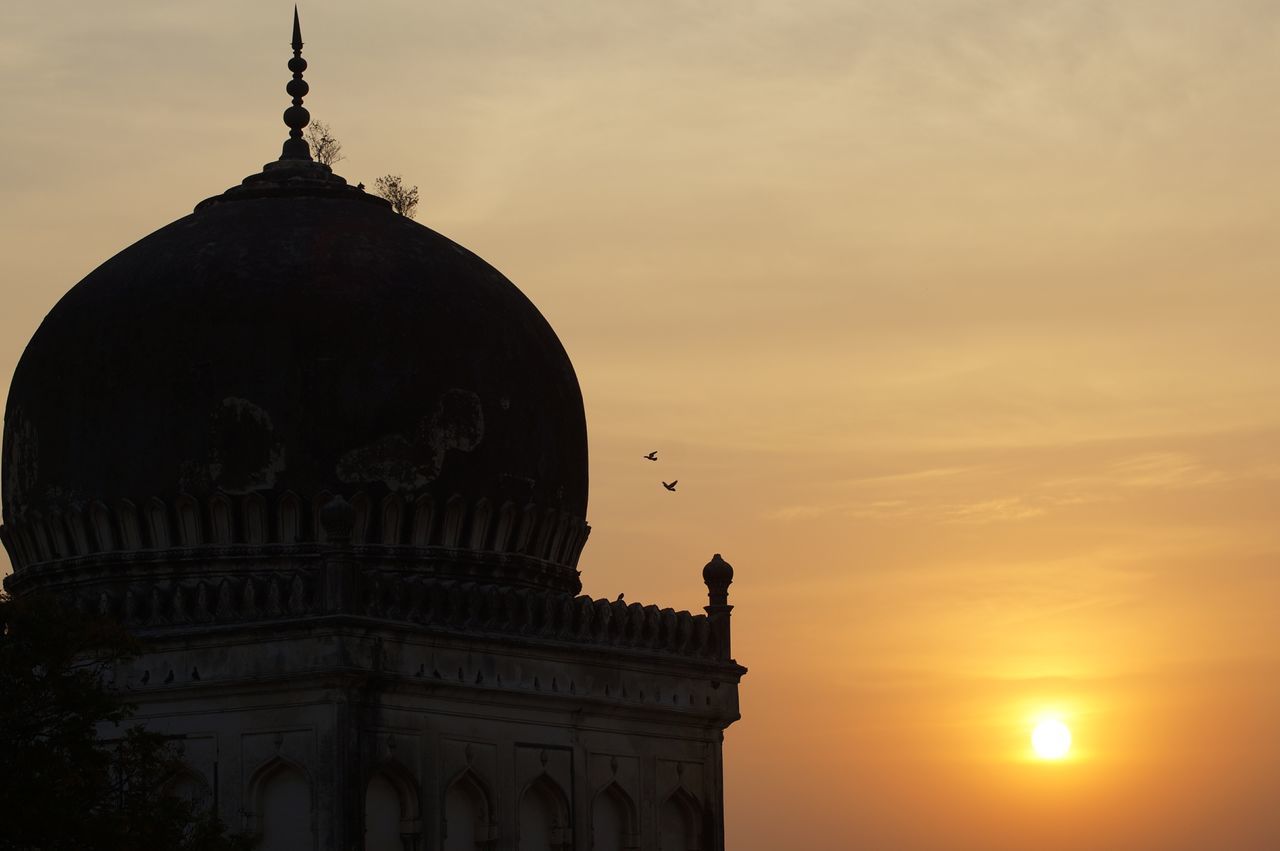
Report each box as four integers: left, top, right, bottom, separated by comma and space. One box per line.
590, 781, 638, 851
365, 761, 422, 851
442, 768, 496, 850
517, 773, 571, 851
247, 757, 314, 851
659, 787, 704, 851
164, 766, 212, 811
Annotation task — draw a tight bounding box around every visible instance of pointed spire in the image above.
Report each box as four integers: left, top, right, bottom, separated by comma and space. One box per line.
280, 5, 312, 160
195, 7, 395, 211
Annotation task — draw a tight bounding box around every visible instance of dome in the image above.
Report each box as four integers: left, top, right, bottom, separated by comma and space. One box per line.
1, 67, 589, 593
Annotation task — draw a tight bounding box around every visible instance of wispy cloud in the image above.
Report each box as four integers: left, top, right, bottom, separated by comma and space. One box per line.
770, 494, 1055, 524
767, 435, 1280, 527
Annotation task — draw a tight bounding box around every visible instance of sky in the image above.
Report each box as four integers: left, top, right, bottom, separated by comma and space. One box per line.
4, 1, 1280, 848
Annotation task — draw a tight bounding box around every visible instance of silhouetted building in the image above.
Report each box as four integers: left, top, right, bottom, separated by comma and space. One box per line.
0, 14, 744, 851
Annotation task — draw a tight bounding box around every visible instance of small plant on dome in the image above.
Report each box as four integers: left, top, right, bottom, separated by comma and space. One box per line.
304, 119, 344, 167
374, 174, 420, 219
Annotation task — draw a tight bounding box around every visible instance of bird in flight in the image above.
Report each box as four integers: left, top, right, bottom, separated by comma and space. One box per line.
662, 480, 678, 492
643, 451, 658, 461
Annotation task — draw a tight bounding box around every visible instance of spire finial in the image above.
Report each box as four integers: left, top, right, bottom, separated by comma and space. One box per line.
280, 5, 311, 160
702, 553, 735, 661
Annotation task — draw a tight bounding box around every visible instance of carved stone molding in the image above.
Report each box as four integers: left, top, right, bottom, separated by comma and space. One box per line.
1, 490, 589, 593
40, 568, 725, 665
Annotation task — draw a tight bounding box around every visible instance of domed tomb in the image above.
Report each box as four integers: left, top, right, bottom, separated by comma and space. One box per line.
0, 21, 745, 851
1, 49, 588, 594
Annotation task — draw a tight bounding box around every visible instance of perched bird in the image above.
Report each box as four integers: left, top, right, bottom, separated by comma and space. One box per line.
643, 451, 658, 461
140, 670, 150, 685
662, 480, 678, 492
163, 669, 174, 684
616, 593, 625, 602
191, 667, 201, 681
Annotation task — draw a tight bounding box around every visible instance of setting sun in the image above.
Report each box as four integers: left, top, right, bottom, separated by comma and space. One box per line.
8, 3, 1280, 849
1032, 719, 1073, 760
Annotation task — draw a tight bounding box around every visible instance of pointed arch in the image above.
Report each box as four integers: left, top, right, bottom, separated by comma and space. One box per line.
246, 755, 315, 851
442, 767, 497, 850
46, 512, 72, 558
380, 494, 405, 545
350, 491, 372, 544
517, 772, 571, 851
62, 509, 90, 555
365, 759, 422, 851
441, 494, 466, 548
311, 491, 333, 542
658, 786, 704, 851
590, 780, 639, 851
277, 491, 302, 544
117, 499, 142, 550
467, 497, 493, 550
209, 493, 235, 544
243, 492, 267, 544
145, 498, 172, 549
410, 495, 436, 546
491, 501, 516, 552
89, 501, 117, 555
163, 765, 212, 811
175, 494, 203, 546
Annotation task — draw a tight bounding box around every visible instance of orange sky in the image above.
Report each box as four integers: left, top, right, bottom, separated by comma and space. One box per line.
4, 3, 1280, 848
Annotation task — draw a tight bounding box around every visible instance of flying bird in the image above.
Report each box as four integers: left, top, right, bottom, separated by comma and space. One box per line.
662, 480, 678, 492
643, 451, 658, 461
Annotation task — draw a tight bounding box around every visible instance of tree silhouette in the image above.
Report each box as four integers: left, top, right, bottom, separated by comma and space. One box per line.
305, 119, 344, 167
0, 593, 252, 851
297, 123, 419, 220
374, 174, 420, 219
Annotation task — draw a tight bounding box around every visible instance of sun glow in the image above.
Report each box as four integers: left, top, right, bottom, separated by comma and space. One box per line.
1031, 718, 1072, 760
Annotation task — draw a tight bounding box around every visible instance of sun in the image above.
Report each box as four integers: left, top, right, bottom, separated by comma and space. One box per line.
1031, 718, 1072, 759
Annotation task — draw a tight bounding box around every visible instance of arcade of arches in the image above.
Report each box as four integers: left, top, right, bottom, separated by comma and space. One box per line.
235, 756, 707, 850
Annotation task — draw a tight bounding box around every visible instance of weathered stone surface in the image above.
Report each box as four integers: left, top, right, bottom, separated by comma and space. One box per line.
2, 189, 588, 591
118, 614, 742, 850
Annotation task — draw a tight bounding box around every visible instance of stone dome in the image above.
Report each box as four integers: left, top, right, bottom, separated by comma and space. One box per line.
1, 157, 590, 593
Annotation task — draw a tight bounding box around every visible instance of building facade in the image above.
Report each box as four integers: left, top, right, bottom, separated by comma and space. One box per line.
0, 15, 744, 851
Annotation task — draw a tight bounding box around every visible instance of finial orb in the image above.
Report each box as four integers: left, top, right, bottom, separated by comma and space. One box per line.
287, 79, 309, 99
703, 553, 734, 586
288, 56, 307, 73
283, 105, 310, 131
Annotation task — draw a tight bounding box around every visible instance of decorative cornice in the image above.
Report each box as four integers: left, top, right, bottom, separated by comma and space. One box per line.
1, 490, 589, 593
23, 568, 727, 666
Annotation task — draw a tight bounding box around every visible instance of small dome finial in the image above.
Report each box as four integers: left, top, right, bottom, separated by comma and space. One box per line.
703, 553, 733, 603
280, 5, 312, 161
702, 554, 735, 661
